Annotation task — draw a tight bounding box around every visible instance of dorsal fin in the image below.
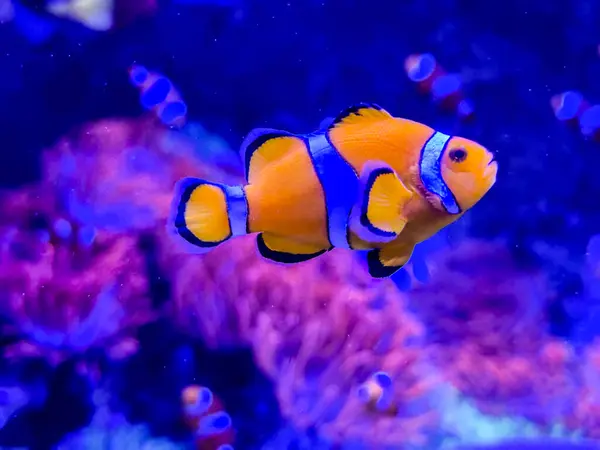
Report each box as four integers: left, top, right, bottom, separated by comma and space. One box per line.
328, 103, 393, 130
239, 128, 303, 183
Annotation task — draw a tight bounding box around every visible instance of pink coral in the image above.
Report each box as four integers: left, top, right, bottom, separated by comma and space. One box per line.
408, 239, 578, 427
0, 183, 152, 365
42, 117, 237, 233
4, 115, 240, 364
570, 339, 600, 438
408, 239, 551, 346
166, 237, 443, 447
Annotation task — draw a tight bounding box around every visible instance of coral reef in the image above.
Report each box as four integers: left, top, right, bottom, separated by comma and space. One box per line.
408, 240, 578, 428
7, 0, 600, 442
41, 117, 236, 234
0, 184, 152, 364
166, 237, 445, 448
4, 110, 600, 448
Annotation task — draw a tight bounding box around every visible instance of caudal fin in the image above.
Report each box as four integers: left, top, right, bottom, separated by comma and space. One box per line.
169, 177, 248, 254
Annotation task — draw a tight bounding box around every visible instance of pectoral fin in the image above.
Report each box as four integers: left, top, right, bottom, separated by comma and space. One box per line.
257, 233, 329, 264
350, 161, 413, 244
366, 243, 414, 278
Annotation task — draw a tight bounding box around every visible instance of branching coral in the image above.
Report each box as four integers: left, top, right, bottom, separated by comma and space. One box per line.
408, 239, 578, 428
0, 184, 152, 364
14, 114, 590, 446
166, 237, 445, 448
0, 116, 247, 444
1, 116, 243, 362
41, 118, 237, 233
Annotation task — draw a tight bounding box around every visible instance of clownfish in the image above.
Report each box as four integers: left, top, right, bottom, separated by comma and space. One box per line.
357, 371, 397, 415
169, 103, 497, 278
181, 385, 235, 449
128, 64, 187, 128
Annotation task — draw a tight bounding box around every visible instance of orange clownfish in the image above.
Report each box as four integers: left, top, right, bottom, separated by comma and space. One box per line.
169, 103, 497, 278
357, 371, 398, 415
181, 385, 234, 449
128, 64, 187, 128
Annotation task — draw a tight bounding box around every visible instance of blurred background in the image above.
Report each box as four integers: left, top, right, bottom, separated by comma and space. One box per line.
2, 0, 600, 448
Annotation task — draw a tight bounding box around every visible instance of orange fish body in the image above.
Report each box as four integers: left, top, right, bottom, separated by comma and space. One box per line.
170, 103, 497, 278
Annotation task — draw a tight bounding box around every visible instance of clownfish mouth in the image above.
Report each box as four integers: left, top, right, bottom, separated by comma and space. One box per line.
483, 159, 498, 181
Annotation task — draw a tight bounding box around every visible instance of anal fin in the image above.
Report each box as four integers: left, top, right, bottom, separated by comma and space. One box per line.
367, 244, 414, 278
257, 233, 329, 264
240, 129, 305, 183
350, 161, 413, 243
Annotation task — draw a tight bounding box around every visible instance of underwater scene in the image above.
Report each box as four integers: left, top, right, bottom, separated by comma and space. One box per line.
3, 0, 600, 449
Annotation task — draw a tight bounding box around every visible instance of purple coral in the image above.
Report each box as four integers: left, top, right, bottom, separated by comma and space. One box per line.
408, 239, 578, 427
0, 183, 153, 364
41, 117, 235, 234
166, 237, 443, 448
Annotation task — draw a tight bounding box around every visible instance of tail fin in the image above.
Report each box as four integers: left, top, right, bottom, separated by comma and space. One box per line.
169, 177, 248, 254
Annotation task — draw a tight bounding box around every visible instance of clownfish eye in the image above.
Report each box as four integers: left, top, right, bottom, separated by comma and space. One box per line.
449, 148, 467, 163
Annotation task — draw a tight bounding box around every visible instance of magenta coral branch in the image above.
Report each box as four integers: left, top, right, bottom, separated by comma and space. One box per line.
408, 239, 579, 429
0, 182, 153, 364
166, 237, 443, 447
42, 118, 237, 234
